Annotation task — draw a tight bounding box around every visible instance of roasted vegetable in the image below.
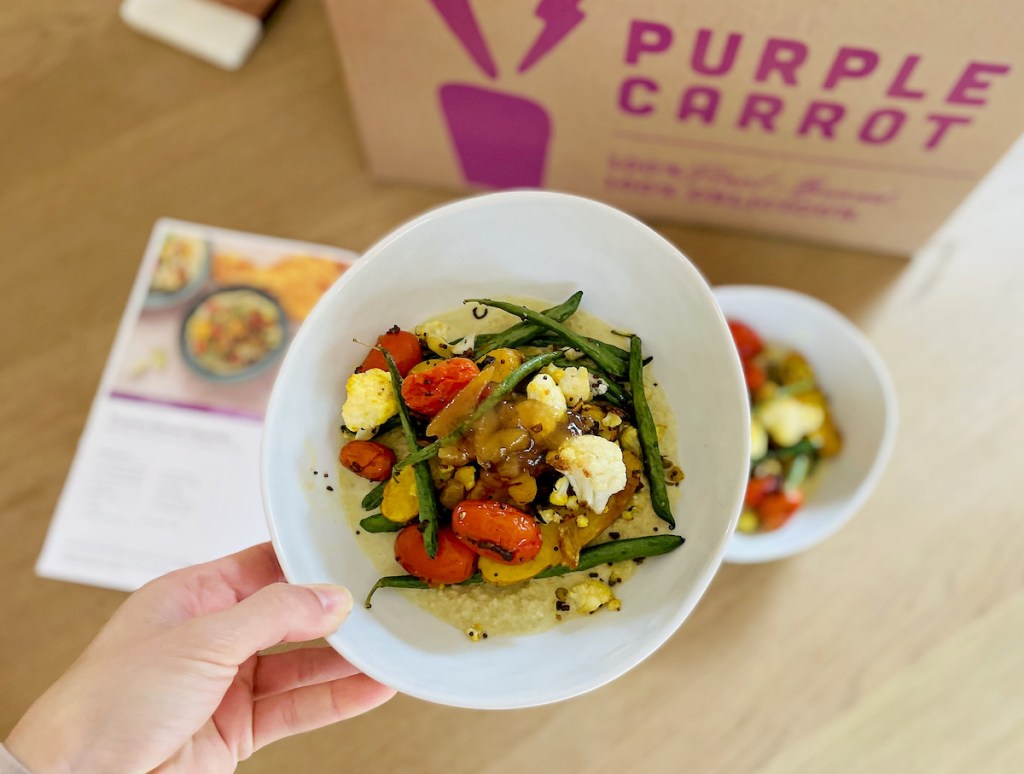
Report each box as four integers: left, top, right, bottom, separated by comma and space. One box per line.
364, 534, 685, 607
394, 524, 477, 585
558, 451, 643, 568
451, 500, 543, 565
381, 349, 440, 556
479, 523, 561, 585
628, 335, 675, 528
357, 328, 422, 375
339, 440, 396, 481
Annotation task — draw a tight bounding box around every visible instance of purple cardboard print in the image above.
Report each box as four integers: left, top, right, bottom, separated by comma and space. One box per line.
439, 84, 551, 188
518, 0, 586, 74
429, 0, 499, 79
326, 0, 1024, 254
431, 0, 586, 188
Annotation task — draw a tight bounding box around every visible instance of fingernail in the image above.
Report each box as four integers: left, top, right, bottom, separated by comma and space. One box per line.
307, 584, 353, 616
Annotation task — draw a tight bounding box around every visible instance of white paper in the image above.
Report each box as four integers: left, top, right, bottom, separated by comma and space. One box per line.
37, 219, 357, 591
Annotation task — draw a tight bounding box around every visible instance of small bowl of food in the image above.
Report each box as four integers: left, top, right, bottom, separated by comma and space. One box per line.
261, 191, 750, 709
714, 285, 897, 563
144, 232, 210, 310
180, 287, 288, 382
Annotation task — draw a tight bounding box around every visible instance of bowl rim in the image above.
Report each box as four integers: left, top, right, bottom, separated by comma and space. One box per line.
714, 284, 898, 563
260, 190, 750, 708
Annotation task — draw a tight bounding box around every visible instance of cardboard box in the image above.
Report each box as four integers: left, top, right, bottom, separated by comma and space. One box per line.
325, 0, 1024, 254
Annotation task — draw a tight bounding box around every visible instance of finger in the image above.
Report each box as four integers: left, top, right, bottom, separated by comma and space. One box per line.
135, 543, 286, 622
254, 647, 361, 699
180, 583, 353, 665
253, 673, 396, 750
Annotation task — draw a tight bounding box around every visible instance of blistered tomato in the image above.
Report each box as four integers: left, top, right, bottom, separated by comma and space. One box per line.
357, 329, 423, 376
400, 358, 480, 416
339, 440, 396, 481
394, 525, 478, 585
451, 500, 543, 565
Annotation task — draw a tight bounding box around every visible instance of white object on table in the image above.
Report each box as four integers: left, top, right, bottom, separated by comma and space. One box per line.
120, 0, 263, 71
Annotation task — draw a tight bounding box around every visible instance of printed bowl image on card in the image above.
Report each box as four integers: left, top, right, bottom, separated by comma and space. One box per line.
110, 225, 354, 419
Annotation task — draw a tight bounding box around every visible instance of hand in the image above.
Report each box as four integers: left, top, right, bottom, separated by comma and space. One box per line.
5, 543, 394, 773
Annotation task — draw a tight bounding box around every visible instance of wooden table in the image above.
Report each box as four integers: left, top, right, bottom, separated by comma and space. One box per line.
2, 3, 1022, 772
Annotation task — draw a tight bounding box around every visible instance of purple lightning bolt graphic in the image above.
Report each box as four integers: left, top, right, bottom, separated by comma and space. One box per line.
429, 0, 499, 79
517, 0, 586, 74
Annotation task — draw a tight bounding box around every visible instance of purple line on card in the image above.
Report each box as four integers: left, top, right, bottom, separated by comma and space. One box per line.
110, 391, 265, 423
613, 129, 978, 181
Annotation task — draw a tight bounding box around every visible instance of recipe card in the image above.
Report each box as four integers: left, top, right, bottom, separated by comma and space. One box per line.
37, 220, 356, 591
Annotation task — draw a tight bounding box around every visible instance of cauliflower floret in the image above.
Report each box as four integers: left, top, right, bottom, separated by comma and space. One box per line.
558, 366, 591, 407
750, 416, 769, 460
567, 579, 615, 614
589, 371, 609, 397
342, 369, 398, 440
758, 396, 825, 447
552, 435, 627, 514
527, 373, 568, 415
449, 334, 475, 356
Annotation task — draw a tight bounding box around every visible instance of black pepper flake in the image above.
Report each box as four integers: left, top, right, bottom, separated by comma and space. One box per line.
556, 602, 571, 612
313, 470, 319, 476
323, 472, 329, 478
355, 530, 361, 535
588, 572, 599, 578
326, 485, 334, 491
482, 632, 488, 639
653, 527, 659, 532
609, 532, 620, 540
633, 557, 646, 565
472, 306, 488, 320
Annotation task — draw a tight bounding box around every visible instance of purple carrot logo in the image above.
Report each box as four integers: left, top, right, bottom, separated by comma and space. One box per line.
431, 0, 586, 188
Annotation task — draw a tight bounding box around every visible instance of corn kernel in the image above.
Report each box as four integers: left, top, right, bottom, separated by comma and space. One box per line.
566, 495, 579, 511
607, 598, 622, 612
575, 514, 590, 528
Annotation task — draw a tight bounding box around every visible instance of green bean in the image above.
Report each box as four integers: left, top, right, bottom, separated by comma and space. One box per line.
363, 535, 684, 607
534, 333, 631, 363
752, 439, 818, 467
784, 453, 813, 490
361, 480, 386, 511
473, 291, 582, 355
466, 298, 628, 378
380, 349, 440, 558
395, 350, 561, 470
629, 335, 675, 528
358, 513, 404, 533
535, 534, 684, 577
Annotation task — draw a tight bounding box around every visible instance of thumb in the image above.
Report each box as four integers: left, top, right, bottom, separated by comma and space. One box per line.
181, 583, 352, 665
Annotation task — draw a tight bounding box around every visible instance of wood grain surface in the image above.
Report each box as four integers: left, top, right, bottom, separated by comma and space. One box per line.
1, 2, 1022, 772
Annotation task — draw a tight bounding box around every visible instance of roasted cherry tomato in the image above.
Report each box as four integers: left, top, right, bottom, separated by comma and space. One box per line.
744, 475, 779, 509
451, 500, 543, 565
394, 525, 478, 585
743, 359, 767, 392
728, 320, 763, 361
400, 357, 481, 416
339, 440, 396, 481
357, 328, 423, 376
757, 489, 804, 531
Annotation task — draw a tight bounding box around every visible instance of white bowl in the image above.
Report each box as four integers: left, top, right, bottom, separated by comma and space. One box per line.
714, 285, 897, 564
262, 191, 749, 709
